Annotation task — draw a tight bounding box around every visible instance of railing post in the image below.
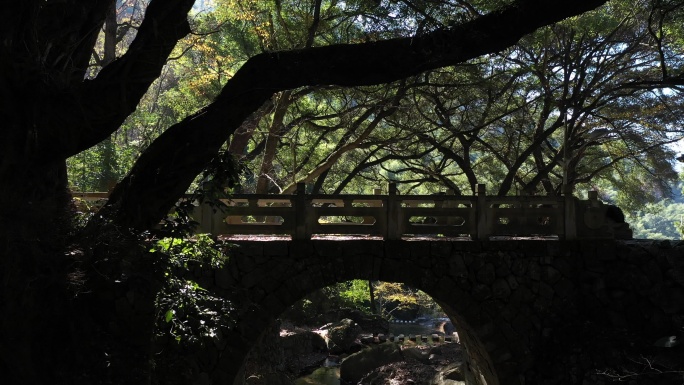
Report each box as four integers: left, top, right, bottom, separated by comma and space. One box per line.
197, 200, 215, 235
588, 190, 599, 207
445, 188, 456, 226
387, 183, 400, 240
563, 184, 577, 240
294, 182, 309, 240
475, 184, 488, 240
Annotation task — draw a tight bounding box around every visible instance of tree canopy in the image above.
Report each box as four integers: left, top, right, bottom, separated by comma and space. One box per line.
5, 0, 684, 383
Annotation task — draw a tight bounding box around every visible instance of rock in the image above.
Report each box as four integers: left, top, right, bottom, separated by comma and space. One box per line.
281, 330, 328, 356
281, 330, 328, 375
321, 308, 390, 335
245, 372, 292, 385
326, 318, 363, 355
403, 347, 431, 364
340, 343, 404, 384
431, 362, 466, 385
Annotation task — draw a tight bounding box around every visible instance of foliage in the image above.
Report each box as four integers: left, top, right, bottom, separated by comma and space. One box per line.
65, 0, 684, 212
338, 280, 373, 311
627, 199, 684, 239
283, 279, 443, 323
373, 282, 439, 319
150, 234, 227, 268
152, 235, 234, 345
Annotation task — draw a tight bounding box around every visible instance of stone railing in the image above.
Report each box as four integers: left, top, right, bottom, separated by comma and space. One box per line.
72, 183, 628, 240
186, 183, 628, 240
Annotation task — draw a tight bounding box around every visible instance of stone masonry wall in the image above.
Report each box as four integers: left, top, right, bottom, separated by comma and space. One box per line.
163, 239, 684, 385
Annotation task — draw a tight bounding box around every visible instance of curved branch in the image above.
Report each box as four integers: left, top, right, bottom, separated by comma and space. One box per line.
99, 0, 609, 231
39, 0, 195, 161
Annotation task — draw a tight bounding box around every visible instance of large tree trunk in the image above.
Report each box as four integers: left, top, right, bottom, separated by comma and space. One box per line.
0, 1, 610, 383
0, 159, 73, 383
0, 154, 161, 384
0, 1, 194, 381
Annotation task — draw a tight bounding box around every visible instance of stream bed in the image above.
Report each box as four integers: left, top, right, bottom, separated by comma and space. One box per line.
294, 321, 453, 385
293, 358, 340, 385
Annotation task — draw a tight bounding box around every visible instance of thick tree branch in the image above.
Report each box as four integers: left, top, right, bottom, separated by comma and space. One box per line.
100, 0, 609, 231
36, 0, 195, 162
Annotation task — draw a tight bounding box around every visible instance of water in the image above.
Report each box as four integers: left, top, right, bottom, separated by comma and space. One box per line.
293, 366, 340, 385
294, 358, 340, 385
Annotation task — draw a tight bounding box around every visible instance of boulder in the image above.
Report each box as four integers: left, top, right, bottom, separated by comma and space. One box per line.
322, 308, 389, 335
340, 343, 404, 384
403, 346, 431, 364
281, 330, 328, 356
325, 318, 363, 354
431, 363, 466, 385
281, 330, 328, 375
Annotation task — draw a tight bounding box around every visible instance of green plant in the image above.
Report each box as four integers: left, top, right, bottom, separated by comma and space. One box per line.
152, 235, 234, 346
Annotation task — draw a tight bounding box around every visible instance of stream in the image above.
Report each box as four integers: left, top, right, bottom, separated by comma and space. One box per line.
294, 321, 452, 385
293, 358, 340, 385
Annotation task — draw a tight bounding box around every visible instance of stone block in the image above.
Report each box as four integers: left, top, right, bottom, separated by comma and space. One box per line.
492, 278, 511, 299
551, 257, 575, 278
491, 348, 513, 364
385, 240, 411, 259
241, 269, 263, 288
261, 293, 284, 313
456, 277, 472, 291
511, 314, 530, 336
495, 263, 511, 278
538, 282, 554, 300
314, 241, 343, 257
430, 241, 452, 258
541, 265, 561, 284
528, 261, 541, 281
511, 259, 526, 276
653, 287, 684, 314
510, 286, 534, 305
452, 241, 482, 252
507, 276, 519, 290
477, 263, 496, 285
552, 277, 575, 299
215, 267, 234, 290
462, 251, 475, 266
263, 241, 289, 257
260, 272, 285, 293
409, 241, 429, 259
289, 240, 315, 258
595, 241, 617, 261
235, 255, 257, 273
234, 242, 263, 258
472, 284, 492, 301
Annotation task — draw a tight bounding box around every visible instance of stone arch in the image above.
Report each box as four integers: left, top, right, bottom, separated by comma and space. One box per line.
207, 240, 539, 385
179, 239, 684, 385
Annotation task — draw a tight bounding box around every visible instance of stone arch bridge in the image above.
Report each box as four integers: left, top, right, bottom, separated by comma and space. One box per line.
175, 238, 684, 385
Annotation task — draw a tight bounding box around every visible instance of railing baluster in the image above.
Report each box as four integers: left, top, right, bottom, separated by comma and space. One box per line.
294, 183, 308, 240
563, 184, 577, 240
475, 184, 488, 240
387, 183, 400, 240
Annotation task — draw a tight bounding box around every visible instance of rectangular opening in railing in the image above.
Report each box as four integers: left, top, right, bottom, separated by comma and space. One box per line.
485, 196, 564, 237
307, 195, 387, 237
397, 195, 476, 237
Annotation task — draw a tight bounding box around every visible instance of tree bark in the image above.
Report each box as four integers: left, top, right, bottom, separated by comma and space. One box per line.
0, 2, 194, 383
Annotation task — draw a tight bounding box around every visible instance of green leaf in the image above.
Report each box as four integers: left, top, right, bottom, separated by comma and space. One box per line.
165, 309, 175, 323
